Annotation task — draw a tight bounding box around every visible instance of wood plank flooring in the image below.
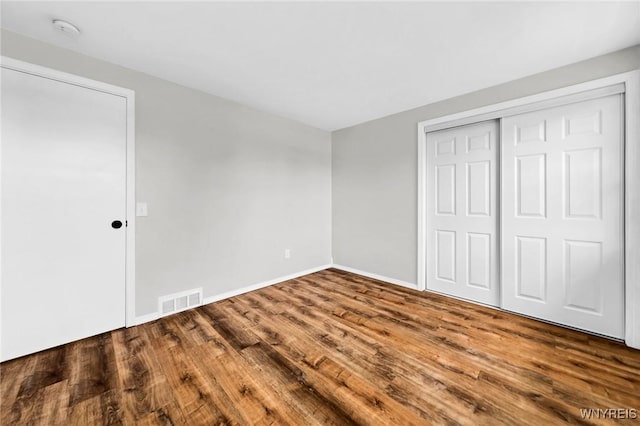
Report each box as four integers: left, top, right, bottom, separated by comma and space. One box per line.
1, 268, 639, 425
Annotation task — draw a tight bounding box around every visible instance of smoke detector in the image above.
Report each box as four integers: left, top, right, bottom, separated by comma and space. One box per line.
52, 19, 80, 36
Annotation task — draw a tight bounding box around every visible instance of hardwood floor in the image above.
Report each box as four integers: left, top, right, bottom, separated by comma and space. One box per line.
2, 268, 639, 425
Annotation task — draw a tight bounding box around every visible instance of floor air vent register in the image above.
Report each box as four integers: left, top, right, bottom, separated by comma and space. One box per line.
158, 288, 203, 317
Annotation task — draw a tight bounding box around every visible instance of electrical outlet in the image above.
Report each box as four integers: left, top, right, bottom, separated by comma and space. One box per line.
284, 249, 291, 259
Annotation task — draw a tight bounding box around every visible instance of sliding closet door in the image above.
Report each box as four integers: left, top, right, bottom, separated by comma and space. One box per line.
426, 121, 499, 306
501, 95, 624, 338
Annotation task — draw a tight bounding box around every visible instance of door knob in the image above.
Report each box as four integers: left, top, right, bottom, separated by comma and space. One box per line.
111, 220, 123, 229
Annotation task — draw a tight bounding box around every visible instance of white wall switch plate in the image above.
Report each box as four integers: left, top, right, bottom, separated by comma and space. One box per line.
136, 202, 148, 217
284, 249, 291, 259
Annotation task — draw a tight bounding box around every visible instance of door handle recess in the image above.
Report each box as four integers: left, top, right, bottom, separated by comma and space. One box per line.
111, 220, 123, 229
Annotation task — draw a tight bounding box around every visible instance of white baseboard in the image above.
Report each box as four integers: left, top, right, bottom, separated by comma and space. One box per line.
132, 264, 332, 326
330, 264, 418, 290
134, 311, 160, 326
201, 264, 332, 305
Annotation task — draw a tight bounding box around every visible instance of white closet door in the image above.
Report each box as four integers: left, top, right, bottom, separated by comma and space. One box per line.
1, 67, 127, 361
501, 95, 624, 338
426, 120, 499, 306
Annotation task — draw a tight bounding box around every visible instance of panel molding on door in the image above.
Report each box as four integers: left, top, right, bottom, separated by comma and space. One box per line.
426, 120, 499, 306
419, 71, 640, 348
501, 94, 624, 339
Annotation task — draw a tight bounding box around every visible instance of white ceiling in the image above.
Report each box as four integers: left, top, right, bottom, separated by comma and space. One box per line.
2, 2, 639, 131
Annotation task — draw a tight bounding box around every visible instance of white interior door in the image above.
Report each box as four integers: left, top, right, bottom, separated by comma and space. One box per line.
501, 95, 624, 338
1, 66, 128, 361
426, 120, 499, 306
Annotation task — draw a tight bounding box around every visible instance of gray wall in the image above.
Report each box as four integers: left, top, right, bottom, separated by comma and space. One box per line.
1, 30, 332, 316
332, 45, 640, 285
4, 28, 638, 315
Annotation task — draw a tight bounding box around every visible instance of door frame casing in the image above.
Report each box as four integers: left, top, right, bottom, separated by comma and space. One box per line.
0, 56, 137, 327
417, 70, 640, 348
